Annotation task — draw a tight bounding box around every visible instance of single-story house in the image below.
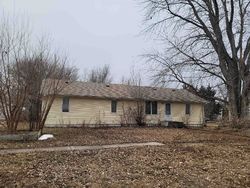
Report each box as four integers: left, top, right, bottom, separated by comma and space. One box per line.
43, 80, 207, 127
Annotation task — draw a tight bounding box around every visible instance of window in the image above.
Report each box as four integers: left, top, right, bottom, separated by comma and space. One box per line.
145, 101, 151, 114
186, 104, 191, 115
152, 101, 157, 114
111, 100, 117, 113
166, 103, 171, 115
62, 97, 69, 112
145, 101, 158, 115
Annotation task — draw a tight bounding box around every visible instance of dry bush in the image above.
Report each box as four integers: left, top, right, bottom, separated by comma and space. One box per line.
120, 104, 135, 126
120, 69, 147, 127
120, 102, 146, 127
218, 117, 250, 129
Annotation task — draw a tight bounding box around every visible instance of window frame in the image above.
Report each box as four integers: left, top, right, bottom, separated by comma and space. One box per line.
111, 100, 117, 113
165, 103, 171, 115
62, 96, 70, 112
145, 101, 158, 115
152, 101, 158, 114
185, 104, 191, 115
145, 101, 151, 114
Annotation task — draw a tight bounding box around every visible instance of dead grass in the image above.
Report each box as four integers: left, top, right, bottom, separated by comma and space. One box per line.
0, 127, 249, 187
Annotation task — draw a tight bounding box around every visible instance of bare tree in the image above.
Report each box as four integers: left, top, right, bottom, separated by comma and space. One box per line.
141, 0, 250, 119
86, 64, 112, 83
18, 51, 78, 132
0, 18, 31, 132
0, 17, 78, 133
121, 67, 144, 85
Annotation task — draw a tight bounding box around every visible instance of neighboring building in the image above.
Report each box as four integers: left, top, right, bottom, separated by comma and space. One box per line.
43, 80, 207, 127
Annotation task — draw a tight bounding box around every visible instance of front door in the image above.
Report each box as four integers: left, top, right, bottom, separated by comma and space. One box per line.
165, 103, 172, 121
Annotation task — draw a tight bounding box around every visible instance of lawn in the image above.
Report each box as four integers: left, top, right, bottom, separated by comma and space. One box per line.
0, 127, 249, 187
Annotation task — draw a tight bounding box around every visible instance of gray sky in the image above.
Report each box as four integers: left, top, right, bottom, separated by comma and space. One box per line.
0, 0, 155, 83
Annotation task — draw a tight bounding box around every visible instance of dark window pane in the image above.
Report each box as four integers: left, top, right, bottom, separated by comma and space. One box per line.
62, 97, 69, 112
166, 103, 171, 115
145, 101, 151, 114
152, 101, 157, 114
111, 100, 117, 113
186, 104, 190, 115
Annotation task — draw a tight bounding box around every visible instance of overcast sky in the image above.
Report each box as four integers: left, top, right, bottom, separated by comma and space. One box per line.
0, 0, 156, 83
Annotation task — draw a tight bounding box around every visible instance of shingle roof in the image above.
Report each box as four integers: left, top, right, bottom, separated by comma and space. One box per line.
45, 80, 207, 104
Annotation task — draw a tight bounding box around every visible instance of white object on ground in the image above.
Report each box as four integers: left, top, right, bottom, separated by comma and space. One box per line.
38, 134, 54, 141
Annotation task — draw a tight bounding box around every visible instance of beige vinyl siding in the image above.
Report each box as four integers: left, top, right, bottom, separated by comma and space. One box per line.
170, 103, 204, 125
46, 97, 121, 125
44, 96, 205, 126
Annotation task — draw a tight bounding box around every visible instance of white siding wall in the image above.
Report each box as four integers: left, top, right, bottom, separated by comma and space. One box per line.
44, 97, 205, 126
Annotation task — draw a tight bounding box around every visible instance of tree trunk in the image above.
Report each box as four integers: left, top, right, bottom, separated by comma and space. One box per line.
228, 90, 239, 119
227, 68, 249, 119
241, 76, 250, 118
227, 72, 241, 118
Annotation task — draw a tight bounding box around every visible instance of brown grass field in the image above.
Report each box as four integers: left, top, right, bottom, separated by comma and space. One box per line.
0, 127, 249, 187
